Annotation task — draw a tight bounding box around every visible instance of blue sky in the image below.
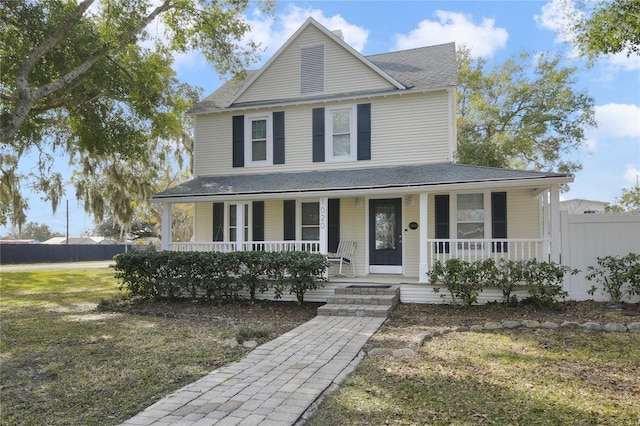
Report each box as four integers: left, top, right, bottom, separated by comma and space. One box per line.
5, 0, 639, 237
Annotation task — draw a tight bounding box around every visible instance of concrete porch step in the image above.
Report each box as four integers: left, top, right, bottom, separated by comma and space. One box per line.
317, 285, 401, 318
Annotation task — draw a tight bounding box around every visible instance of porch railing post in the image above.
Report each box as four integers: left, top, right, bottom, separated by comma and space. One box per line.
236, 203, 245, 252
419, 192, 429, 283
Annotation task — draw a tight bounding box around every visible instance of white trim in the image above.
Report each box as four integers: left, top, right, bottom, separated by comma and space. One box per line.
325, 104, 357, 162
161, 203, 172, 250
244, 113, 273, 167
225, 18, 405, 107
369, 265, 403, 274
419, 192, 429, 283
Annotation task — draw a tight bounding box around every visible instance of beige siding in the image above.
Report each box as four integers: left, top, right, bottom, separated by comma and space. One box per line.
236, 25, 394, 104
264, 200, 283, 241
507, 188, 541, 238
193, 91, 451, 176
194, 202, 213, 242
403, 195, 421, 277
337, 197, 366, 276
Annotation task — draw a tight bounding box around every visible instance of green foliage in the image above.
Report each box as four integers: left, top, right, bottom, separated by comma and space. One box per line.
0, 0, 273, 229
430, 259, 494, 306
1, 221, 63, 241
520, 259, 576, 307
606, 186, 640, 213
572, 0, 640, 60
113, 250, 327, 304
586, 253, 640, 304
456, 47, 595, 177
430, 258, 577, 307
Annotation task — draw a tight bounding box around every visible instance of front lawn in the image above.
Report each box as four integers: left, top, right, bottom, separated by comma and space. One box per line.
0, 268, 314, 425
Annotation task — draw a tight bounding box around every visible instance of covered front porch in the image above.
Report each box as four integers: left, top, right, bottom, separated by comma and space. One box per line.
153, 164, 571, 284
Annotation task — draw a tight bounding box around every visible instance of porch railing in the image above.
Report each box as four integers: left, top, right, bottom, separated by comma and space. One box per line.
169, 241, 320, 253
425, 238, 550, 268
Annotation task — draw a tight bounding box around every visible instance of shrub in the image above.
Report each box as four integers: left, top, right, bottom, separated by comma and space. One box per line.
520, 259, 576, 307
586, 253, 640, 304
430, 259, 492, 306
493, 259, 528, 304
113, 250, 328, 304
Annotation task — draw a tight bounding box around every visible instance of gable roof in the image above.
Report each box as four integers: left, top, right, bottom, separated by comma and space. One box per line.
151, 163, 572, 202
189, 20, 456, 115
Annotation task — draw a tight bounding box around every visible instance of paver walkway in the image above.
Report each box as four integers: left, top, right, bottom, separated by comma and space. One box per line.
120, 315, 386, 426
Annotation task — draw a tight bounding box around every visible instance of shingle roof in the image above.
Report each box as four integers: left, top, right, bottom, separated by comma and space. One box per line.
188, 43, 457, 115
152, 163, 571, 201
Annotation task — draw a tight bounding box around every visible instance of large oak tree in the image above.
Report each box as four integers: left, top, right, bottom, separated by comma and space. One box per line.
456, 48, 596, 176
1, 0, 272, 229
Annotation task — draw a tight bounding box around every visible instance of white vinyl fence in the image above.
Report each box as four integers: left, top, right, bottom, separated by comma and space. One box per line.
561, 212, 640, 301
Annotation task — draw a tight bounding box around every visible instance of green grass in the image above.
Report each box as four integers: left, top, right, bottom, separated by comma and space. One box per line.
0, 268, 257, 425
308, 329, 640, 425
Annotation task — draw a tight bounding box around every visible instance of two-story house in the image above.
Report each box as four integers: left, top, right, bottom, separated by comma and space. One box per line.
152, 18, 572, 294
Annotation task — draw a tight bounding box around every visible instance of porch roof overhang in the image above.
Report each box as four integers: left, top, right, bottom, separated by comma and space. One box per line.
151, 163, 573, 203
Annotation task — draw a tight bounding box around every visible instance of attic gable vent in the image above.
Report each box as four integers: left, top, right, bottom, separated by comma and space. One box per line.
300, 44, 325, 94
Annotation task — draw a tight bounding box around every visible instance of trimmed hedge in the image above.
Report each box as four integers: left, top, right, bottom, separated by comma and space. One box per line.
114, 251, 328, 304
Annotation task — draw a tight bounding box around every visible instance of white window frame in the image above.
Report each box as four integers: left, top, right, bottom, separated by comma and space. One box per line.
297, 200, 320, 241
453, 191, 489, 249
226, 202, 252, 243
325, 105, 356, 162
244, 113, 272, 167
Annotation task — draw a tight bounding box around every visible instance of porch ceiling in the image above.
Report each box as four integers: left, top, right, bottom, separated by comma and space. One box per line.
151, 163, 572, 202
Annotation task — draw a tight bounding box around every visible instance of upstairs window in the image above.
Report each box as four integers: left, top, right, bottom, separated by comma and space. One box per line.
244, 113, 272, 166
325, 105, 356, 162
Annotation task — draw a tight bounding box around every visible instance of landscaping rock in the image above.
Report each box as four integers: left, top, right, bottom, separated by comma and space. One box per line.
484, 322, 502, 330
367, 348, 390, 357
522, 320, 541, 328
628, 322, 640, 334
502, 321, 521, 329
392, 348, 415, 358
469, 325, 484, 332
540, 322, 560, 329
221, 337, 239, 348
560, 321, 581, 329
242, 340, 258, 349
604, 323, 628, 333
581, 322, 603, 331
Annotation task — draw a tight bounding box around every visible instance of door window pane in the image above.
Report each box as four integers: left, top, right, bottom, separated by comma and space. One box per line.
301, 202, 319, 241
375, 204, 396, 250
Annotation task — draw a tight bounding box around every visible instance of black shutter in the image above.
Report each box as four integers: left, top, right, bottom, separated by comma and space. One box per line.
232, 115, 244, 168
491, 192, 508, 252
283, 200, 296, 240
312, 108, 325, 162
328, 198, 340, 253
212, 202, 224, 241
273, 111, 285, 165
357, 103, 371, 160
434, 195, 450, 254
252, 201, 265, 242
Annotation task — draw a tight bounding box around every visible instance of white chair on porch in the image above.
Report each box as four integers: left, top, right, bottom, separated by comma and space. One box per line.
327, 241, 356, 277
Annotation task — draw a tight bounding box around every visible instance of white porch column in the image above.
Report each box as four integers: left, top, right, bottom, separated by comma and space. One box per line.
418, 192, 429, 283
161, 203, 172, 251
549, 185, 561, 263
236, 203, 245, 252
319, 197, 328, 254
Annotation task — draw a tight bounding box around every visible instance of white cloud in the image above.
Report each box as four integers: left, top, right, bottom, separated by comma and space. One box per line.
393, 11, 508, 58
624, 164, 640, 187
594, 104, 640, 139
244, 5, 370, 62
